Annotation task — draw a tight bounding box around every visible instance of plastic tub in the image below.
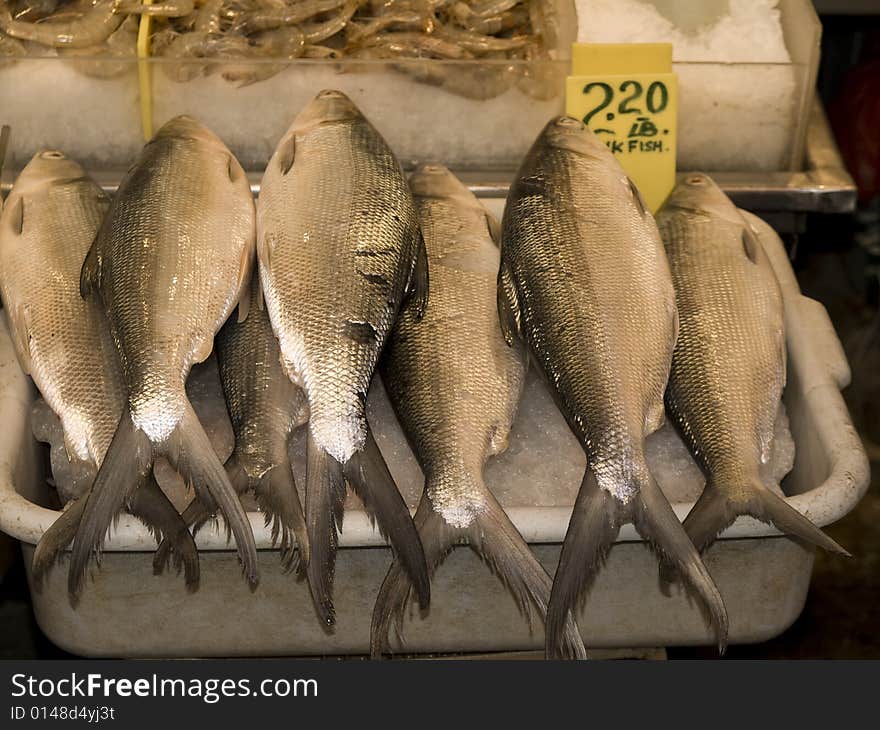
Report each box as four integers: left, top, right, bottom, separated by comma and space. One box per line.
0, 0, 817, 173
0, 204, 869, 657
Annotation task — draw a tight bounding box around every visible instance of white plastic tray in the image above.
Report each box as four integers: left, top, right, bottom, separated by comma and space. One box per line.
0, 209, 869, 656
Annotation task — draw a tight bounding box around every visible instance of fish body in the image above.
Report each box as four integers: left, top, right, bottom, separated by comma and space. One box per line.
657, 174, 846, 556
257, 89, 429, 625
0, 151, 197, 590
69, 116, 258, 594
372, 164, 585, 659
217, 274, 311, 568
500, 117, 726, 657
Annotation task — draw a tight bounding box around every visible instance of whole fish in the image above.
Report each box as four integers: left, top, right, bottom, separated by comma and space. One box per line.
71, 116, 258, 594
372, 165, 586, 659
158, 270, 311, 571
500, 117, 727, 658
258, 89, 429, 625
657, 174, 846, 557
0, 151, 198, 592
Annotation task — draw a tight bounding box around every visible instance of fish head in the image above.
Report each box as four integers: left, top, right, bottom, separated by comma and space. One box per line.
294, 89, 363, 132
663, 173, 741, 224
13, 150, 88, 195
541, 116, 613, 160
152, 115, 228, 151
409, 163, 468, 199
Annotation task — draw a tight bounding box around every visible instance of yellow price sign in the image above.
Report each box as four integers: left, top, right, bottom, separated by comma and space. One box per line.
566, 43, 678, 213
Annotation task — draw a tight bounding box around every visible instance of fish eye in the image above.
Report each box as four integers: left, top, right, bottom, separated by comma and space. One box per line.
557, 117, 583, 130
42, 151, 65, 159
420, 164, 445, 174
317, 89, 346, 99
687, 175, 707, 185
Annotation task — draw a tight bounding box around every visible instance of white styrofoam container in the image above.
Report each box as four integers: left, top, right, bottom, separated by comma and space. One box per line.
0, 210, 869, 657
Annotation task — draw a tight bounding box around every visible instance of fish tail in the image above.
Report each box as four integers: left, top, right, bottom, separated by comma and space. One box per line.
685, 480, 849, 557
32, 495, 87, 591
372, 487, 586, 660
152, 454, 251, 576
254, 459, 310, 574
305, 429, 347, 628
68, 405, 154, 601
168, 402, 258, 588
370, 493, 451, 658
343, 426, 429, 611
635, 472, 729, 653
130, 478, 200, 592
546, 469, 621, 659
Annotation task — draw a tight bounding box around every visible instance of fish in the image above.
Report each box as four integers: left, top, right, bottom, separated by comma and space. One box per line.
657, 174, 847, 559
499, 117, 728, 658
71, 116, 258, 596
0, 151, 198, 592
157, 270, 311, 572
371, 164, 586, 659
257, 89, 429, 626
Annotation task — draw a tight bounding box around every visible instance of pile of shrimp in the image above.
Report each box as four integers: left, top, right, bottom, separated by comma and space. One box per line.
0, 0, 564, 97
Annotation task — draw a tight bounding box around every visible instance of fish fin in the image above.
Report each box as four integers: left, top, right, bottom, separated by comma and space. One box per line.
546, 469, 621, 659
79, 235, 102, 300
235, 238, 255, 324
130, 477, 200, 591
191, 335, 215, 364
257, 231, 273, 272
497, 261, 522, 346
343, 425, 429, 610
405, 230, 429, 320
254, 460, 310, 573
254, 269, 265, 311
645, 400, 665, 435
166, 401, 258, 588
741, 226, 761, 264
371, 487, 586, 659
4, 195, 23, 235
227, 153, 247, 185
305, 430, 347, 627
68, 406, 154, 600
627, 176, 648, 217
634, 472, 729, 653
685, 480, 849, 557
485, 211, 502, 248
7, 304, 33, 375
277, 134, 296, 175
32, 494, 88, 591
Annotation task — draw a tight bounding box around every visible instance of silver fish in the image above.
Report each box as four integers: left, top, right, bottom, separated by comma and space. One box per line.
73, 117, 258, 594
372, 164, 586, 659
0, 151, 198, 592
499, 117, 727, 657
657, 174, 846, 557
257, 89, 429, 625
159, 271, 311, 571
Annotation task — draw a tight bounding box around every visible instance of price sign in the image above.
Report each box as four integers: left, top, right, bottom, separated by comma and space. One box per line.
566, 43, 677, 213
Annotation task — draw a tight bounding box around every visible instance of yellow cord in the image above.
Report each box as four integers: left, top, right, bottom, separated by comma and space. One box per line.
136, 1, 154, 141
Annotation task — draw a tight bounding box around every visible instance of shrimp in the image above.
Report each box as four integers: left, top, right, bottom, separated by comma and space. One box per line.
60, 12, 139, 78
115, 0, 195, 17
0, 0, 124, 48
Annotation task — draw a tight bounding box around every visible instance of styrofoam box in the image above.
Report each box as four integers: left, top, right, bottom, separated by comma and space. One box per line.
0, 209, 869, 657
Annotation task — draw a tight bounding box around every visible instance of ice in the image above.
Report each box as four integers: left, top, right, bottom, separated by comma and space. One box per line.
32, 359, 797, 515
0, 58, 141, 171
576, 0, 800, 171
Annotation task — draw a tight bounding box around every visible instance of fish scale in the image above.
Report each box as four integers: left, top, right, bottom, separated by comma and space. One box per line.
657, 174, 846, 558
258, 90, 428, 626
0, 150, 200, 595
66, 116, 258, 595
500, 117, 727, 658
371, 164, 586, 659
